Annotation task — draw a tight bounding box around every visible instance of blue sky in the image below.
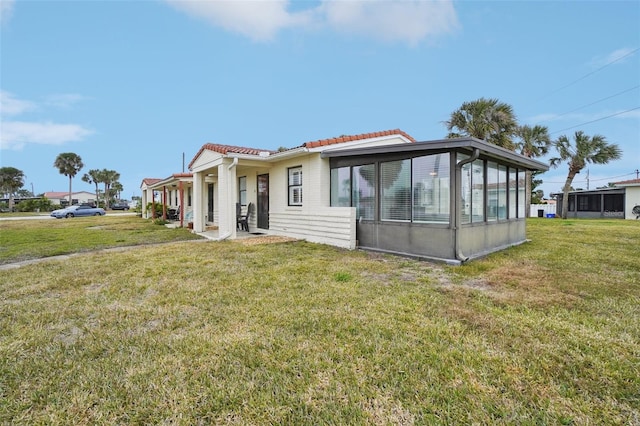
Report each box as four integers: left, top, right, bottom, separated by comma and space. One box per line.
1, 0, 638, 200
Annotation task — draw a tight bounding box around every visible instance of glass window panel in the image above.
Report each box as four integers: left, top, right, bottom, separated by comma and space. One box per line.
517, 170, 526, 217
471, 159, 485, 223
412, 153, 450, 223
238, 176, 247, 206
498, 165, 507, 220
487, 161, 498, 222
381, 159, 411, 221
288, 166, 302, 206
508, 168, 517, 218
353, 164, 375, 220
459, 153, 472, 224
330, 167, 351, 207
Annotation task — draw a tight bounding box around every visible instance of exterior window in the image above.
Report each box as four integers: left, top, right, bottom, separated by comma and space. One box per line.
517, 170, 526, 217
487, 162, 499, 222
353, 164, 375, 220
412, 153, 450, 223
381, 159, 411, 221
460, 154, 472, 224
577, 194, 601, 211
508, 168, 517, 218
498, 165, 507, 220
187, 187, 192, 207
330, 167, 351, 207
288, 166, 302, 206
471, 160, 485, 223
603, 194, 623, 212
238, 176, 247, 206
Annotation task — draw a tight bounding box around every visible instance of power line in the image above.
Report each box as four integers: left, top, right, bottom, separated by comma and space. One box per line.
537, 47, 639, 101
549, 106, 640, 135
542, 172, 636, 184
536, 85, 640, 124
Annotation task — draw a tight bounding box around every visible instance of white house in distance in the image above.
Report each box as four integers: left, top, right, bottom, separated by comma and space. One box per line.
43, 191, 97, 206
142, 129, 548, 264
553, 178, 640, 220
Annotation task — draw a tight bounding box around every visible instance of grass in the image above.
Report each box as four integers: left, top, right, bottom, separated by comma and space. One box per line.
0, 217, 638, 424
0, 215, 202, 265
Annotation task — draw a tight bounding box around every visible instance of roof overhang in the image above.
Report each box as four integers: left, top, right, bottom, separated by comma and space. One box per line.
321, 137, 549, 171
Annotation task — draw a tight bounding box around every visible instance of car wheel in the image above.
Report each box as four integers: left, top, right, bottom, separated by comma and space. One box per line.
66, 213, 74, 218
94, 212, 101, 216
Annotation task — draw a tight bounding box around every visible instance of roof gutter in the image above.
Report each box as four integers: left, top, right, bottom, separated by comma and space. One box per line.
454, 148, 480, 263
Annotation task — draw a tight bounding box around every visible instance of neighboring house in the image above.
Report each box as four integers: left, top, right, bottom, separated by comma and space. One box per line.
140, 174, 193, 226
553, 178, 640, 220
142, 129, 548, 264
43, 191, 96, 206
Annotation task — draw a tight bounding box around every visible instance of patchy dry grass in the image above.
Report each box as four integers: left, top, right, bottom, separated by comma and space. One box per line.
0, 215, 202, 265
0, 219, 638, 424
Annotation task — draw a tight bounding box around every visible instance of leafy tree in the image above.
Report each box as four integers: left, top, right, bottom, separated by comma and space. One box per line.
550, 131, 622, 219
445, 98, 518, 149
100, 169, 120, 209
515, 125, 551, 216
0, 166, 25, 210
82, 169, 102, 207
110, 181, 124, 200
54, 153, 84, 205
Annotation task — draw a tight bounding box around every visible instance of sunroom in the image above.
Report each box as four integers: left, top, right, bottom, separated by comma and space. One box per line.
323, 137, 549, 264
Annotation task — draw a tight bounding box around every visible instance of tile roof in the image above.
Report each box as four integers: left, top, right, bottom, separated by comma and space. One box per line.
141, 178, 163, 186
188, 129, 415, 169
614, 178, 640, 185
302, 129, 416, 149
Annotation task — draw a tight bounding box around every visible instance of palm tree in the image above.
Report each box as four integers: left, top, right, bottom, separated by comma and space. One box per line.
0, 167, 25, 210
445, 98, 518, 150
82, 169, 102, 207
515, 125, 551, 217
550, 131, 622, 219
100, 169, 120, 209
110, 181, 124, 200
53, 153, 84, 206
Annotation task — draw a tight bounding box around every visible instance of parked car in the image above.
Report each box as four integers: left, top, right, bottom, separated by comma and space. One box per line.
111, 202, 130, 210
50, 205, 106, 218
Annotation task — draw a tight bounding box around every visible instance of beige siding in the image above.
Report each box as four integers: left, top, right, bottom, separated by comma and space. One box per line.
269, 207, 356, 249
625, 186, 640, 219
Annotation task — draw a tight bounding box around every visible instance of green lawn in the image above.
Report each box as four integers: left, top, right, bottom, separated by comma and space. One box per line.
0, 217, 638, 424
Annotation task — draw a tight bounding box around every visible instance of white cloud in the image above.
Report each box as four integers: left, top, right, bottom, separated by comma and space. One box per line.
589, 47, 638, 68
165, 0, 314, 42
320, 0, 459, 45
0, 91, 35, 116
44, 93, 89, 109
165, 0, 459, 45
0, 0, 15, 25
0, 121, 93, 150
0, 91, 93, 150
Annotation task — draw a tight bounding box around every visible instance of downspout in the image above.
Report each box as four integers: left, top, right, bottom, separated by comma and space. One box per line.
217, 157, 239, 241
454, 148, 480, 263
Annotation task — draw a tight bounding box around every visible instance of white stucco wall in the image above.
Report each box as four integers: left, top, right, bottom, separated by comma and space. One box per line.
624, 186, 640, 219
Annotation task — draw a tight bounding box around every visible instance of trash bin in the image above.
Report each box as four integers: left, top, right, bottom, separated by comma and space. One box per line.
538, 209, 544, 217
546, 213, 555, 218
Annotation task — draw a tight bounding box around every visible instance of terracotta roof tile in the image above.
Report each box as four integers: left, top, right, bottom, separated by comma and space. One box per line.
188, 144, 276, 169
614, 178, 640, 185
302, 129, 415, 149
142, 178, 163, 186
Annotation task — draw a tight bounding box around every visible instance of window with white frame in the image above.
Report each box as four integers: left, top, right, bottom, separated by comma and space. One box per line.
238, 176, 247, 206
288, 166, 302, 206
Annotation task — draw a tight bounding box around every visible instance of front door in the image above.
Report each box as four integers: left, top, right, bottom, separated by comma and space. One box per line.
207, 183, 214, 223
257, 174, 269, 229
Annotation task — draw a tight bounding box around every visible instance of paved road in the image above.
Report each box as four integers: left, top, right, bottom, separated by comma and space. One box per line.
0, 212, 136, 221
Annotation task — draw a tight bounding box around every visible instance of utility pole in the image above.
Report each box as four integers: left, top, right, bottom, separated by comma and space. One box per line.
636, 169, 639, 179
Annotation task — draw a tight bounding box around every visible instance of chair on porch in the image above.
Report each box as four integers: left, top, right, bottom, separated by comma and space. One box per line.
167, 206, 180, 221
237, 202, 253, 232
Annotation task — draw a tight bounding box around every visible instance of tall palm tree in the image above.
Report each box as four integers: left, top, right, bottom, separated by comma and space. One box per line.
100, 169, 120, 209
0, 166, 25, 210
110, 181, 124, 200
53, 153, 84, 206
515, 125, 551, 217
550, 131, 622, 219
82, 169, 102, 207
445, 98, 518, 150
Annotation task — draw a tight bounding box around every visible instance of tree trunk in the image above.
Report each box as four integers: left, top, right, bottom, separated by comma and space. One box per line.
561, 172, 576, 219
68, 176, 73, 206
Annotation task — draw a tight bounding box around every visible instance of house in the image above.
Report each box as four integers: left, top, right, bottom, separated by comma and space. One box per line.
553, 178, 640, 220
141, 129, 548, 264
43, 191, 97, 206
